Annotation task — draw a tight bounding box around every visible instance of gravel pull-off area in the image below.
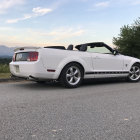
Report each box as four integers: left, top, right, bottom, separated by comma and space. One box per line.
0, 81, 140, 140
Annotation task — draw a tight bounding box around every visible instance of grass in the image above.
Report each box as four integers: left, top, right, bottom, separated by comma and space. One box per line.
0, 73, 11, 79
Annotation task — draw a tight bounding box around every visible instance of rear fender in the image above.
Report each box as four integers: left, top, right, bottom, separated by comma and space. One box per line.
53, 57, 89, 79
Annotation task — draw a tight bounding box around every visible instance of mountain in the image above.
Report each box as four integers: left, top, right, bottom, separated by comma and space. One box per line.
0, 45, 14, 57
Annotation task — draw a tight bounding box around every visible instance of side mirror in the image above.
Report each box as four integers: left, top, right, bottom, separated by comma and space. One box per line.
113, 50, 119, 55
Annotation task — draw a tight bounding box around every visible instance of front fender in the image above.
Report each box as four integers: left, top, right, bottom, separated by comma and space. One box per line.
127, 58, 140, 71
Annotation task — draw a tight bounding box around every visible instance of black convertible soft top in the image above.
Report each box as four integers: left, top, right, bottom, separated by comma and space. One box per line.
44, 46, 66, 50
44, 42, 114, 52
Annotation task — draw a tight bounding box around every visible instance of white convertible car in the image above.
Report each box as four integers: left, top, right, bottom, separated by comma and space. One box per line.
10, 42, 140, 88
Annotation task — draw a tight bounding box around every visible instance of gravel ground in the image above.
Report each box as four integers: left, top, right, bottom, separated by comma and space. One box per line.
0, 80, 140, 140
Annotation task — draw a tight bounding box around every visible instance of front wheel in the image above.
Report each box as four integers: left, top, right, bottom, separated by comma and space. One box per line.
128, 64, 140, 82
60, 63, 84, 88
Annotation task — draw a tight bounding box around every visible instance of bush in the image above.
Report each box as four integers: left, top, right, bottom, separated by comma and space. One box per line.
0, 64, 10, 73
0, 58, 12, 64
0, 58, 11, 73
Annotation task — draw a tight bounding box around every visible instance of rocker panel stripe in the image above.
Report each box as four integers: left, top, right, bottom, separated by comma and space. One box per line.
85, 71, 129, 75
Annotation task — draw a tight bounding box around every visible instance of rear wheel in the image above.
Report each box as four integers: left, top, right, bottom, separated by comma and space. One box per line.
60, 63, 84, 88
128, 64, 140, 82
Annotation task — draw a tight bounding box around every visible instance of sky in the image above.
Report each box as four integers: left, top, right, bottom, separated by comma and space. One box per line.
0, 0, 140, 48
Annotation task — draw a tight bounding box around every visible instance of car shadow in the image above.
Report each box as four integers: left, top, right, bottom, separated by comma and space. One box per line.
82, 78, 127, 86
15, 78, 129, 91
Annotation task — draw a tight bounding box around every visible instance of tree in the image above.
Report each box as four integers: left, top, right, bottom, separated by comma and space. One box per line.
113, 18, 140, 58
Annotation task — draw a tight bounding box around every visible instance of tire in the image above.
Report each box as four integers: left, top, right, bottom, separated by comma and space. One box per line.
60, 63, 84, 88
127, 63, 140, 82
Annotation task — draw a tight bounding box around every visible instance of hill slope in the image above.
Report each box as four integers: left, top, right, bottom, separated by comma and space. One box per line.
0, 45, 14, 57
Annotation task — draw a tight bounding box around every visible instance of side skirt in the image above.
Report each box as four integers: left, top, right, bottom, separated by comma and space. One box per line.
84, 71, 129, 79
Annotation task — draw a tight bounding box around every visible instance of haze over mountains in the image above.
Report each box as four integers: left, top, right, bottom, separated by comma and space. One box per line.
0, 45, 40, 58
0, 45, 14, 57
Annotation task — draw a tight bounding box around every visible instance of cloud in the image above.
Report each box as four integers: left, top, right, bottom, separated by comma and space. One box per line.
0, 26, 86, 47
32, 7, 52, 16
7, 15, 32, 23
94, 1, 110, 8
0, 0, 24, 14
88, 0, 140, 11
32, 27, 86, 41
88, 1, 110, 11
94, 0, 140, 7
6, 7, 53, 23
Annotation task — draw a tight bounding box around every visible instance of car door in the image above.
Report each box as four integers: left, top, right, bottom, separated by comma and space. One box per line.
92, 53, 124, 71
86, 45, 124, 77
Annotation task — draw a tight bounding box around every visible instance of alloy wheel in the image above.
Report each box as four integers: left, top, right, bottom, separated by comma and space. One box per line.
129, 65, 140, 81
66, 66, 81, 86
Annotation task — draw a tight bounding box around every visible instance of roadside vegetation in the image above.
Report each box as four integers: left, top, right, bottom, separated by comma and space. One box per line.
113, 17, 140, 58
0, 58, 12, 79
0, 64, 10, 73
0, 73, 11, 79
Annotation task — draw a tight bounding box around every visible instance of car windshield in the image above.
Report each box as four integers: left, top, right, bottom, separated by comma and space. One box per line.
87, 46, 112, 54
75, 42, 113, 53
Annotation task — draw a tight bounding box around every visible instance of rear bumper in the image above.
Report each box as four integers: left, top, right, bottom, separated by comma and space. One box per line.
9, 61, 58, 80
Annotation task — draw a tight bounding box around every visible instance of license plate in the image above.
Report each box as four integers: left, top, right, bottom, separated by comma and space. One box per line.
15, 65, 20, 73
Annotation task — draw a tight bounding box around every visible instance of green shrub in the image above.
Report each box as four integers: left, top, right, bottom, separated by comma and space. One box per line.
0, 58, 11, 73
0, 64, 10, 73
0, 58, 12, 64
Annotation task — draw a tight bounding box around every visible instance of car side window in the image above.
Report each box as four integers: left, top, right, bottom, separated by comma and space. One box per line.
87, 46, 112, 54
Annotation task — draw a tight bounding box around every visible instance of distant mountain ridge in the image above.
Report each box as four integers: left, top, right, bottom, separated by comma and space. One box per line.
0, 45, 14, 57
0, 45, 40, 58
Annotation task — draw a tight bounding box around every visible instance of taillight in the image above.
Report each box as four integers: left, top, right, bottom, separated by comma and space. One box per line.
28, 52, 38, 61
13, 54, 16, 62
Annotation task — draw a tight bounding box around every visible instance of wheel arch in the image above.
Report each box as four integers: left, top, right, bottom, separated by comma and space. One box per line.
129, 62, 140, 70
58, 61, 85, 80
133, 62, 140, 66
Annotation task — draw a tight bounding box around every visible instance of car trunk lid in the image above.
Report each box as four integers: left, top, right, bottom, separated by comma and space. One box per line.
13, 47, 40, 62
